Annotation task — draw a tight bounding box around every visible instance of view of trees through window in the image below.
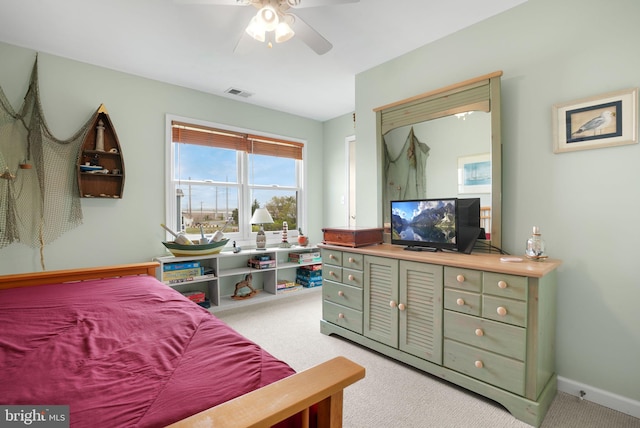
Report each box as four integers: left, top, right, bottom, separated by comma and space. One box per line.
168, 119, 303, 243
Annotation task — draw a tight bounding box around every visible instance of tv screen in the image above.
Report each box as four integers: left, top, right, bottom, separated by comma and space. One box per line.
390, 198, 458, 252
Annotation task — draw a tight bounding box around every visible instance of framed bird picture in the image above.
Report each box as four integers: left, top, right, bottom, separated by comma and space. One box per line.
552, 87, 637, 153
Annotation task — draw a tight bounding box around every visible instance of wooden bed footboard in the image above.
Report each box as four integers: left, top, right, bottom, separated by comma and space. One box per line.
166, 356, 365, 428
0, 262, 159, 289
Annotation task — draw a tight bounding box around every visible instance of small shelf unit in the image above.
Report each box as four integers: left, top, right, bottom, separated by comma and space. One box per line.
77, 104, 125, 198
153, 246, 322, 312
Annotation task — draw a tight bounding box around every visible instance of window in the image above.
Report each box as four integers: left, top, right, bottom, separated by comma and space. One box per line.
166, 116, 305, 245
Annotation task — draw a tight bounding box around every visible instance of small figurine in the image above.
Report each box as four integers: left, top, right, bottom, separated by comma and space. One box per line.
297, 227, 309, 247
232, 273, 256, 299
95, 119, 105, 152
232, 240, 241, 253
280, 221, 291, 248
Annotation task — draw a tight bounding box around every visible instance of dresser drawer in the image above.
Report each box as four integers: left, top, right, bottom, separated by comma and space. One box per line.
342, 252, 363, 270
323, 265, 342, 283
482, 295, 527, 327
321, 249, 342, 266
444, 339, 525, 396
342, 268, 363, 288
444, 267, 482, 293
444, 289, 481, 316
483, 272, 527, 301
443, 311, 525, 360
323, 280, 363, 311
323, 301, 363, 334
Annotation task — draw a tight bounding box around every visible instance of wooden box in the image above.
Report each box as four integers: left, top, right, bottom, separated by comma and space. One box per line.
322, 227, 384, 248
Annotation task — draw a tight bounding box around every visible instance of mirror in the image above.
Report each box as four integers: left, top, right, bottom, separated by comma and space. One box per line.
375, 71, 502, 250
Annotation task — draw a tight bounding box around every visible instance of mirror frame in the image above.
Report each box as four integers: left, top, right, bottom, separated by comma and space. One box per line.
374, 71, 503, 250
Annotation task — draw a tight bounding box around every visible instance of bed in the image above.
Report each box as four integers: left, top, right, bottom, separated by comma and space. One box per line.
0, 262, 364, 427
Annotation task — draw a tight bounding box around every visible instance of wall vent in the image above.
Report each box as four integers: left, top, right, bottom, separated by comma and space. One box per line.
225, 87, 253, 98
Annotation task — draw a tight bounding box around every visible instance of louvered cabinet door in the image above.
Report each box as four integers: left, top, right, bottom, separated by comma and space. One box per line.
364, 255, 399, 347
399, 261, 444, 364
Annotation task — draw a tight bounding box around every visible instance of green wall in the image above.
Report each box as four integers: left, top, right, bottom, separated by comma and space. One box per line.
348, 0, 640, 409
1, 0, 639, 415
0, 42, 324, 272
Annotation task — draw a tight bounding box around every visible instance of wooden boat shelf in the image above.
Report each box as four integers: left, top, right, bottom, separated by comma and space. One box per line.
77, 104, 125, 199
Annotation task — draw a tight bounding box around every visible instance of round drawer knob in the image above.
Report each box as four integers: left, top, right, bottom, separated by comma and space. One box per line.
456, 274, 465, 283
348, 257, 354, 263
497, 306, 507, 316
348, 274, 355, 281
338, 291, 345, 297
329, 254, 335, 259
398, 303, 406, 311
389, 300, 397, 308
474, 360, 484, 369
456, 298, 465, 306
475, 328, 484, 337
338, 313, 345, 319
498, 280, 507, 289
330, 271, 336, 277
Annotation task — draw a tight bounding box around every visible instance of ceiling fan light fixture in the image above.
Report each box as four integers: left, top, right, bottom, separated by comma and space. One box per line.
245, 16, 266, 42
257, 5, 279, 32
275, 20, 294, 43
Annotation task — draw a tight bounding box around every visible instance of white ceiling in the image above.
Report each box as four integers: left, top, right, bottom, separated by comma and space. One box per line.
0, 0, 526, 122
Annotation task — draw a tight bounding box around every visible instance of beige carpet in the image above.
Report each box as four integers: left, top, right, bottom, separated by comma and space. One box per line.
215, 289, 640, 428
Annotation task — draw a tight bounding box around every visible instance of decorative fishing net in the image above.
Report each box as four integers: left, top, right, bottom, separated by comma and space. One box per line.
383, 126, 430, 212
0, 58, 89, 269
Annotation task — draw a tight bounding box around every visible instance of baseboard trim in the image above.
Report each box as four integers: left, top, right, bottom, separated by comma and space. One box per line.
557, 376, 640, 419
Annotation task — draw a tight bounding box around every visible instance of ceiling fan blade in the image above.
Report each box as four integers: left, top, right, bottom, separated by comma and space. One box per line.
289, 13, 332, 55
288, 0, 359, 7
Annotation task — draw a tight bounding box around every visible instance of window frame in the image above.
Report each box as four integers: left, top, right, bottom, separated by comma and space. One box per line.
165, 114, 307, 247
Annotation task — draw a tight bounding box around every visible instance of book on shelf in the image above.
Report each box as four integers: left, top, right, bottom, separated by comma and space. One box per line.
165, 273, 216, 285
288, 257, 322, 264
288, 251, 321, 263
296, 267, 322, 279
277, 280, 297, 290
278, 285, 302, 293
248, 259, 276, 269
296, 277, 322, 288
162, 267, 204, 281
163, 261, 201, 271
182, 291, 206, 303
288, 251, 320, 258
298, 264, 322, 271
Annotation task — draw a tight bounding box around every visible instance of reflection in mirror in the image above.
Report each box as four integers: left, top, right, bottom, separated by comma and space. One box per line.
375, 71, 502, 250
384, 112, 491, 205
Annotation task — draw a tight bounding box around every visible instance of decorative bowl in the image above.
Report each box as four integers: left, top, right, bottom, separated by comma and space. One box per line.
162, 239, 229, 257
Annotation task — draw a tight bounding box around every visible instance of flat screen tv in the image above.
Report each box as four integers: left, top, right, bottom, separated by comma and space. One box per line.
390, 198, 458, 252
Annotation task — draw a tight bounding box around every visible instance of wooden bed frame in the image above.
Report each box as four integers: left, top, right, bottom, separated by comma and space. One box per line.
0, 262, 365, 428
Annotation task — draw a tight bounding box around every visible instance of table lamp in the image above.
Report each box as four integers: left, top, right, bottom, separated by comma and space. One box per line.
250, 207, 274, 250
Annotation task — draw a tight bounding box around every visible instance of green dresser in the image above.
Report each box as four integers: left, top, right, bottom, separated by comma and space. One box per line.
320, 243, 560, 428
321, 249, 364, 334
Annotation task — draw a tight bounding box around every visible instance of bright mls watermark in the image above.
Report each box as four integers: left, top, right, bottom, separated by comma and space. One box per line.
0, 406, 69, 427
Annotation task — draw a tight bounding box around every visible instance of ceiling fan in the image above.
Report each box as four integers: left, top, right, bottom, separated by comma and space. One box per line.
177, 0, 360, 55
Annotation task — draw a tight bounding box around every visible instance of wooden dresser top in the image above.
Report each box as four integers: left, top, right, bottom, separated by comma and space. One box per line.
318, 243, 561, 278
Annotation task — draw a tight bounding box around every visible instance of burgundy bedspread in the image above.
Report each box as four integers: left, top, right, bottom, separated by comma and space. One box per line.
0, 275, 295, 427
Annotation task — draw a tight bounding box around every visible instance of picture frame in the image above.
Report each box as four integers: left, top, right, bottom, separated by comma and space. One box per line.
457, 153, 491, 194
552, 88, 638, 153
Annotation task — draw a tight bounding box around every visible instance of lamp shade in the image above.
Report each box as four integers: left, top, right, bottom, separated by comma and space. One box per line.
250, 207, 274, 225
257, 5, 279, 32
245, 16, 266, 42
275, 20, 294, 43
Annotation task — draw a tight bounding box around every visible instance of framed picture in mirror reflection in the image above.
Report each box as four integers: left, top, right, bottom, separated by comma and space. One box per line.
458, 153, 491, 194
